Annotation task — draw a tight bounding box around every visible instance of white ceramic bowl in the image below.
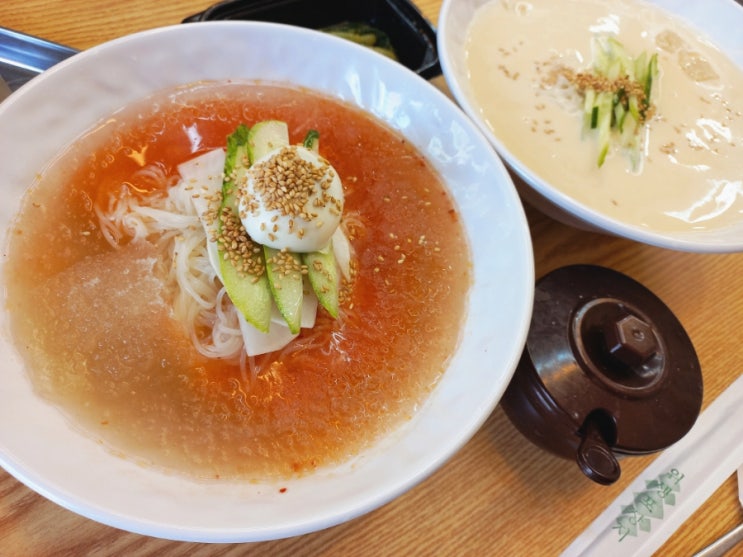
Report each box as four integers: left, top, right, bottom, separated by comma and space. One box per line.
0, 22, 534, 542
438, 0, 743, 252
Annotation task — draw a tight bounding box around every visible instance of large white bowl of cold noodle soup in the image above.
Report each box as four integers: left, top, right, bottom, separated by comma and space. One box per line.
0, 22, 534, 542
439, 0, 743, 252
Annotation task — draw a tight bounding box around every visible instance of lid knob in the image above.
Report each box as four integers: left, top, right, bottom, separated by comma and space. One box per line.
572, 298, 666, 395
604, 314, 658, 367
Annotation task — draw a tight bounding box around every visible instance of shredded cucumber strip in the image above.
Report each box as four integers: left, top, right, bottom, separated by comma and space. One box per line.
584, 37, 658, 169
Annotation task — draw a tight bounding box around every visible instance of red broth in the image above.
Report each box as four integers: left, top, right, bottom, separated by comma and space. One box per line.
4, 83, 471, 480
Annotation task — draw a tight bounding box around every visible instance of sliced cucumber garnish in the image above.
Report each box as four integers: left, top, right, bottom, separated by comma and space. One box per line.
579, 37, 659, 169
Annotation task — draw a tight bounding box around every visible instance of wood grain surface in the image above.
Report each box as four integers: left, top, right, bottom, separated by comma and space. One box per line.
2, 1, 742, 555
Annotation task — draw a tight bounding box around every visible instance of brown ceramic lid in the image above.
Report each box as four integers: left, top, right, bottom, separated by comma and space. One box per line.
501, 265, 703, 484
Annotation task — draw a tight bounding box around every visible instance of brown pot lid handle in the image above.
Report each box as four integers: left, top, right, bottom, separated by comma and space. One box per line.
576, 418, 621, 485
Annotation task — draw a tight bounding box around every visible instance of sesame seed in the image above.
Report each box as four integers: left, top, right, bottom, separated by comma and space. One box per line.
214, 205, 265, 279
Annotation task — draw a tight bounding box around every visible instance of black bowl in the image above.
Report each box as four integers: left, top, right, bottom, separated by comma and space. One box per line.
183, 0, 441, 79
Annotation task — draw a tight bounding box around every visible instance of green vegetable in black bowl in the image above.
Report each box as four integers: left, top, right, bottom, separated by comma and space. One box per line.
322, 22, 398, 60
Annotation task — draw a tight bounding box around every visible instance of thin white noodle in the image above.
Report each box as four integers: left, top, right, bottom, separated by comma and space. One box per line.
96, 164, 244, 362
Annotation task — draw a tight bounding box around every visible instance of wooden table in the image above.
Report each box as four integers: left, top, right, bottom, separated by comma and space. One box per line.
2, 1, 742, 555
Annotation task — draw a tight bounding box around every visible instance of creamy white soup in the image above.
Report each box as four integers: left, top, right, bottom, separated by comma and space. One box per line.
465, 0, 743, 230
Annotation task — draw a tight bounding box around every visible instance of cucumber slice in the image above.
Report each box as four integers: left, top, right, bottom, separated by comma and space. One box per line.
595, 91, 614, 167
634, 51, 648, 85
218, 125, 272, 332
303, 245, 340, 318
581, 37, 659, 168
643, 54, 659, 112
219, 241, 272, 332
264, 246, 305, 334
247, 120, 289, 164
614, 101, 627, 133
